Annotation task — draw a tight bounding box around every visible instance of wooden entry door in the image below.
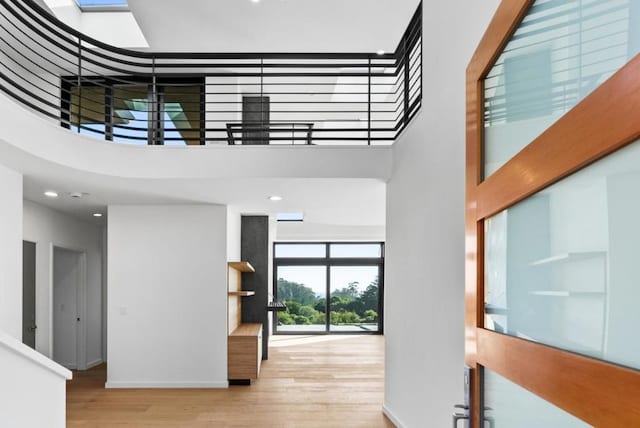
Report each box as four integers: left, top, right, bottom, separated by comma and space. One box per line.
466, 0, 640, 426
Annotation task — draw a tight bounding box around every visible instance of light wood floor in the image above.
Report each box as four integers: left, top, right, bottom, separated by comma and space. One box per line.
67, 335, 393, 427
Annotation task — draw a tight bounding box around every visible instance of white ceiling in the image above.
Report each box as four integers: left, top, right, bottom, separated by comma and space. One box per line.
126, 0, 420, 53
10, 139, 386, 229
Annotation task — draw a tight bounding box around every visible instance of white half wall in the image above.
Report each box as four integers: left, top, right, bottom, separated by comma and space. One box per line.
0, 330, 71, 428
23, 200, 104, 367
107, 204, 228, 388
384, 1, 500, 427
0, 163, 22, 339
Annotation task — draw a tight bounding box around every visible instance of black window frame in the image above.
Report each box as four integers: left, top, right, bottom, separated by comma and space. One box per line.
273, 241, 385, 335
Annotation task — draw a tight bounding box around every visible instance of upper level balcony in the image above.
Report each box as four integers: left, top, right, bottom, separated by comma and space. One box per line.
0, 0, 422, 147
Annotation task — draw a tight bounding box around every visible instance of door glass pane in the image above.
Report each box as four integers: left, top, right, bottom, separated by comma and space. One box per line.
274, 244, 326, 258
485, 138, 640, 370
483, 368, 591, 427
276, 266, 326, 333
112, 85, 149, 145
484, 0, 640, 177
330, 243, 382, 258
329, 266, 379, 332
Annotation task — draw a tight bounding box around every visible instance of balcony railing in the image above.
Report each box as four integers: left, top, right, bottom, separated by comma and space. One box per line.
0, 0, 422, 146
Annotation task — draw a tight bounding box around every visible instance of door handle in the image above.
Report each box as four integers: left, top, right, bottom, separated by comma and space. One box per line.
453, 404, 469, 428
28, 325, 37, 332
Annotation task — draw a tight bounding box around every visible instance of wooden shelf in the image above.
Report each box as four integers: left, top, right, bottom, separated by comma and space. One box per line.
228, 291, 256, 297
228, 261, 255, 272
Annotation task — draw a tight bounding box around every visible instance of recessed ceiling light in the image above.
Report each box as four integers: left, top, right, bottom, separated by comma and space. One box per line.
269, 195, 283, 201
93, 213, 103, 218
44, 191, 58, 198
377, 50, 385, 55
251, 0, 260, 3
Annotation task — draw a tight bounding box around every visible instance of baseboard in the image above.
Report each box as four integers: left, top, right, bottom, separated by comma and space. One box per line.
382, 404, 406, 428
86, 358, 103, 369
105, 380, 229, 389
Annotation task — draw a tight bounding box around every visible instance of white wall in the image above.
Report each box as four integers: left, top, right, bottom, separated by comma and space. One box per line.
23, 200, 104, 367
0, 331, 71, 428
383, 1, 500, 427
227, 205, 241, 260
276, 222, 385, 242
0, 163, 23, 339
107, 204, 228, 388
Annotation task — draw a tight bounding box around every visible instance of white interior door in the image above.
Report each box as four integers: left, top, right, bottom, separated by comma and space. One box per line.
53, 247, 80, 369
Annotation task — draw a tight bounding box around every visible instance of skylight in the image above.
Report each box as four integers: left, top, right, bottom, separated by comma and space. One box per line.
75, 0, 128, 11
277, 212, 304, 222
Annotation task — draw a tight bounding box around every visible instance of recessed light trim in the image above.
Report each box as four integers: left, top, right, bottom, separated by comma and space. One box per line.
44, 191, 58, 198
93, 213, 103, 218
269, 195, 283, 201
377, 50, 386, 56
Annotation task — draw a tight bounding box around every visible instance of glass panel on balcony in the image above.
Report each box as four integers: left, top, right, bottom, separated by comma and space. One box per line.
485, 138, 640, 371
484, 0, 640, 177
162, 85, 202, 146
112, 85, 149, 145
69, 86, 106, 138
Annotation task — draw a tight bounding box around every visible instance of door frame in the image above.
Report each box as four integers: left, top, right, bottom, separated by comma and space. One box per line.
466, 1, 640, 425
51, 244, 88, 370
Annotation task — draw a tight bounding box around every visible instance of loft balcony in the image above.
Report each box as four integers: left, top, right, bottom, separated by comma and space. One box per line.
0, 0, 422, 147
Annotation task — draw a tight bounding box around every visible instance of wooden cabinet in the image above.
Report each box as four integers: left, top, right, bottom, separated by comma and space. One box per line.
227, 261, 261, 382
228, 323, 262, 380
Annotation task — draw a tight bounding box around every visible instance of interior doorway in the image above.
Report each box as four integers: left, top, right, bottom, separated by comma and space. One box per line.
22, 241, 36, 349
53, 246, 86, 370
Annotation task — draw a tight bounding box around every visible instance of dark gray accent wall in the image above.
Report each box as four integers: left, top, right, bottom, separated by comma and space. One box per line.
241, 215, 269, 359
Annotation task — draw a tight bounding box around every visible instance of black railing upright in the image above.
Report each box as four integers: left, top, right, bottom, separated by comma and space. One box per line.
0, 0, 422, 146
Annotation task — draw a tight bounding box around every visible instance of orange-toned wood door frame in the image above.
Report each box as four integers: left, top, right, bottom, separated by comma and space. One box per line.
465, 1, 640, 426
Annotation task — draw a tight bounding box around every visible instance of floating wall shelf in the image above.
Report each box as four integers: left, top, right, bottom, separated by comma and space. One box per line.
228, 261, 255, 272
228, 291, 256, 297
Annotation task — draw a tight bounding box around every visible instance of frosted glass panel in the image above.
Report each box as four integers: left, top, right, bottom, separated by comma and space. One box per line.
483, 368, 590, 427
484, 0, 640, 176
485, 139, 640, 370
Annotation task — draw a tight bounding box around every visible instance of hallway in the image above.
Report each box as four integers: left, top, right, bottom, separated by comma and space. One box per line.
67, 335, 392, 427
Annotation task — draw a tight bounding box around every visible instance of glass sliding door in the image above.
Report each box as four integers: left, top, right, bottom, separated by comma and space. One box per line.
273, 242, 384, 334
275, 265, 327, 332
329, 266, 380, 332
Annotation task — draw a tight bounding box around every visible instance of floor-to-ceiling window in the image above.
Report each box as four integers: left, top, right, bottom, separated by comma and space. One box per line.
273, 242, 384, 334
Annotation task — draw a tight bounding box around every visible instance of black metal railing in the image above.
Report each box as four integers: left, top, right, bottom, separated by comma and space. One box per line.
0, 0, 422, 146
